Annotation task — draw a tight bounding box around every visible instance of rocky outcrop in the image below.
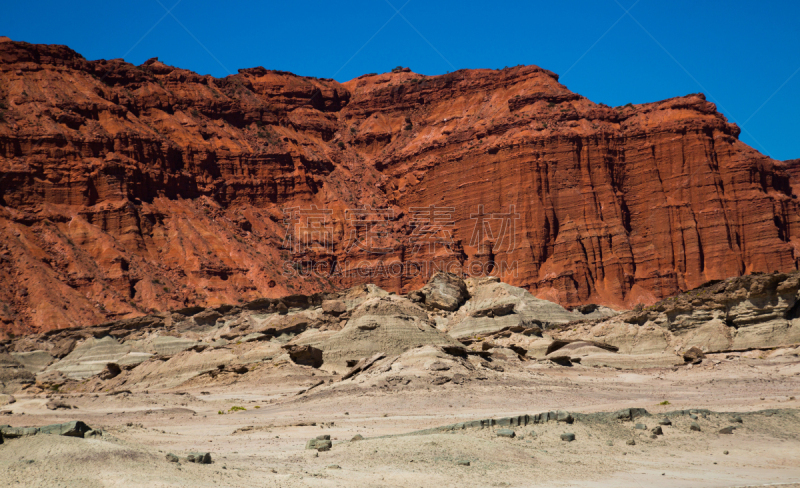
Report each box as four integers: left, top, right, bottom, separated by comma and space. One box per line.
0, 352, 33, 393
1, 420, 92, 438
556, 271, 800, 356
316, 295, 462, 372
412, 272, 469, 311
7, 271, 800, 393
447, 277, 613, 338
1, 39, 799, 334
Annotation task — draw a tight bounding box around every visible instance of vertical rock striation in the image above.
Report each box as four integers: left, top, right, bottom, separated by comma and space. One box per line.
0, 39, 798, 333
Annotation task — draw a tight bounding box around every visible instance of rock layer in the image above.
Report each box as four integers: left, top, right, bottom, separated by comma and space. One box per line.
1, 39, 799, 333
556, 271, 800, 356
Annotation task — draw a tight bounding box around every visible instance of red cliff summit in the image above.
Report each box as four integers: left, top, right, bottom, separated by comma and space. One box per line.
0, 38, 798, 334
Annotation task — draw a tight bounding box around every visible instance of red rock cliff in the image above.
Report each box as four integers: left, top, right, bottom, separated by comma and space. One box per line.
0, 39, 798, 334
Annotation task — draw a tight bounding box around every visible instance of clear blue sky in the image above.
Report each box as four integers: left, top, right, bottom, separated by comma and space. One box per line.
3, 1, 798, 159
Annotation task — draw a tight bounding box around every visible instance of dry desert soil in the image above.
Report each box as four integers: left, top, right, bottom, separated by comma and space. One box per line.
2, 351, 800, 487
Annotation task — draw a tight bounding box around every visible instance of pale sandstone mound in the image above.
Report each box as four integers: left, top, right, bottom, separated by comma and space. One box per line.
447, 278, 613, 339
44, 336, 153, 379
9, 350, 53, 373
318, 296, 462, 372
92, 341, 285, 390
337, 345, 477, 387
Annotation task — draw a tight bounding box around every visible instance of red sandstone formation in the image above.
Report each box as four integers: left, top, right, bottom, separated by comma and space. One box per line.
0, 38, 798, 334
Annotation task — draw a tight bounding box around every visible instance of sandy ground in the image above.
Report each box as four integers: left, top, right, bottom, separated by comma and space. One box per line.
2, 353, 800, 487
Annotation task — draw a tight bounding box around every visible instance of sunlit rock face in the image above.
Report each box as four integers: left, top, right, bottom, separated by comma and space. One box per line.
0, 39, 798, 334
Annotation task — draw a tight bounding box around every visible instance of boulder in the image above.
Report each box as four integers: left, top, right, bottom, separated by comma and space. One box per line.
306, 436, 333, 450
626, 439, 636, 445
45, 400, 74, 410
98, 363, 122, 380
322, 300, 347, 316
496, 429, 515, 438
611, 408, 650, 421
683, 347, 705, 364
0, 394, 15, 406
38, 420, 92, 438
658, 418, 672, 426
560, 433, 575, 442
690, 422, 701, 432
419, 272, 468, 311
166, 453, 179, 463
719, 426, 736, 434
186, 452, 212, 464
351, 434, 364, 441
282, 345, 323, 368
634, 423, 647, 430
651, 426, 663, 435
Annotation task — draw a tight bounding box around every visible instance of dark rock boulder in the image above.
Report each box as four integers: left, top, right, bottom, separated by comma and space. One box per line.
282, 345, 323, 368
683, 347, 705, 364
306, 435, 333, 451
98, 362, 121, 380
45, 400, 74, 410
186, 452, 212, 464
39, 420, 92, 438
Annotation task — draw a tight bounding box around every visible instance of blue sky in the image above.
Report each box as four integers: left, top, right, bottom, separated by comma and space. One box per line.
3, 0, 798, 159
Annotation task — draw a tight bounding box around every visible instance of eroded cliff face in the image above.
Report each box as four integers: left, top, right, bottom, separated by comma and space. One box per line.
0, 38, 798, 334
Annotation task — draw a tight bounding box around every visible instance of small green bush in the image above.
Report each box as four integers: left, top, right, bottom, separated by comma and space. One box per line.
229, 406, 246, 412
659, 400, 670, 405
